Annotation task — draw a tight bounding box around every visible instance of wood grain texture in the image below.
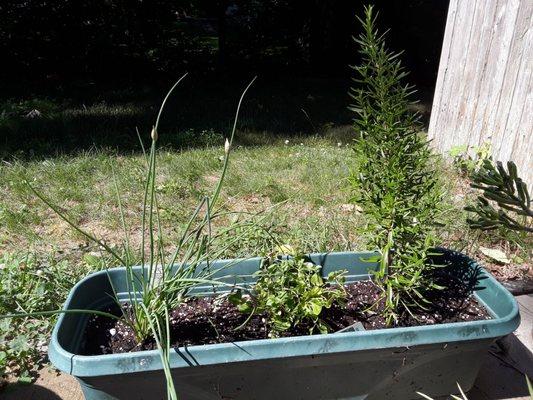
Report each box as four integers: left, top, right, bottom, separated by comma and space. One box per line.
429, 0, 532, 187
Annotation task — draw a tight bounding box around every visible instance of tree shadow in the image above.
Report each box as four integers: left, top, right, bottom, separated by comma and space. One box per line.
1, 73, 437, 161
0, 75, 358, 160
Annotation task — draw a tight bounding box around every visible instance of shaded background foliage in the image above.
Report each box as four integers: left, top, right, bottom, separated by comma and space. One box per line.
0, 0, 448, 83
0, 0, 449, 156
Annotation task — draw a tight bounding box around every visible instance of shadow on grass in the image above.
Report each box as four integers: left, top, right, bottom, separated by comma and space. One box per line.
1, 76, 359, 160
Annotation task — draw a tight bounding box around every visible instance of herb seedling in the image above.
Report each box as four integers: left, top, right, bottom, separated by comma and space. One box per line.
230, 247, 346, 337
448, 143, 492, 175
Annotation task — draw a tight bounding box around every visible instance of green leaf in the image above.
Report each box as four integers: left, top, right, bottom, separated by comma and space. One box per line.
10, 335, 31, 353
18, 374, 33, 384
236, 302, 253, 313
228, 290, 244, 306
308, 301, 323, 316
83, 253, 102, 268
318, 323, 329, 335
310, 274, 323, 286
360, 255, 381, 263
448, 145, 468, 157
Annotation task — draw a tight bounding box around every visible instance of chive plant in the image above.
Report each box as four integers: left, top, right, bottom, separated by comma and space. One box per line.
349, 6, 443, 325
5, 76, 258, 399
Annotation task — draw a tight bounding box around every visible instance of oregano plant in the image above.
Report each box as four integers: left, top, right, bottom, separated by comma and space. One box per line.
349, 5, 443, 324
229, 247, 346, 337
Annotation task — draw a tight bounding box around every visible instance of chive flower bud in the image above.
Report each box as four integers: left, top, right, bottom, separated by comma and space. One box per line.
224, 138, 230, 155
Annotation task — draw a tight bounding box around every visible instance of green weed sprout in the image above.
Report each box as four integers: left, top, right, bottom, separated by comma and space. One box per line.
349, 5, 443, 325
448, 143, 492, 175
466, 159, 532, 233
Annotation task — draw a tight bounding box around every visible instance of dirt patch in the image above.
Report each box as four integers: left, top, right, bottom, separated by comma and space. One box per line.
482, 260, 532, 281
1, 369, 82, 400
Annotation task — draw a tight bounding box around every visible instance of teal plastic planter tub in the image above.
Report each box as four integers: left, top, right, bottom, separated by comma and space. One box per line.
49, 250, 519, 400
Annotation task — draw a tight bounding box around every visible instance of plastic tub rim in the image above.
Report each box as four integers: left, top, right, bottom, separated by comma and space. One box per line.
48, 250, 520, 377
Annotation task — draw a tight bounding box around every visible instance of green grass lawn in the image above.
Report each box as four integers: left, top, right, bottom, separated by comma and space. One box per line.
1, 130, 529, 279
0, 137, 362, 256
0, 76, 356, 159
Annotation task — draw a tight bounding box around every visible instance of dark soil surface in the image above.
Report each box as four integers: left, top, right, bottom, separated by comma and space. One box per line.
81, 279, 490, 355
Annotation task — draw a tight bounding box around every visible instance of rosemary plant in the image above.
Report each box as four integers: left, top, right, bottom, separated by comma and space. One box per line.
349, 5, 443, 324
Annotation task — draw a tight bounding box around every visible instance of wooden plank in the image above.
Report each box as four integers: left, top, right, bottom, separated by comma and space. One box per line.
473, 0, 520, 150
461, 1, 499, 152
428, 0, 533, 186
441, 0, 478, 153
450, 0, 483, 154
510, 58, 532, 186
502, 0, 533, 166
439, 0, 475, 153
428, 0, 459, 149
480, 0, 521, 153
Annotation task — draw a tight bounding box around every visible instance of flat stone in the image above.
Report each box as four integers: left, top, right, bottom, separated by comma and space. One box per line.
469, 294, 533, 400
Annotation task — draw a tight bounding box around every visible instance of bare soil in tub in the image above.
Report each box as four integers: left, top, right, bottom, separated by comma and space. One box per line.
80, 276, 491, 355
